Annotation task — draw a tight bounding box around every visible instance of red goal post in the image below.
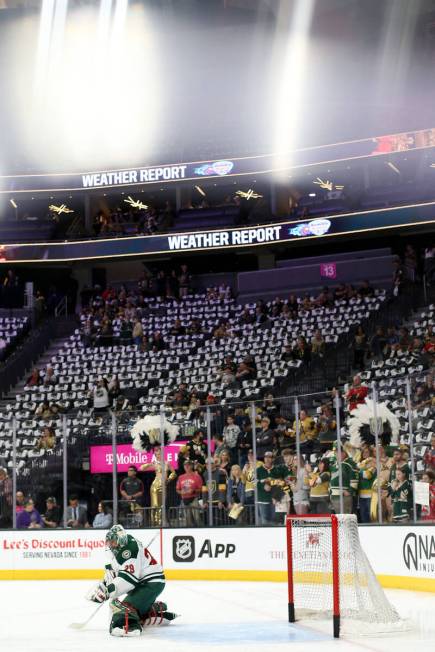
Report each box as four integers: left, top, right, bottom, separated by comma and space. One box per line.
286, 514, 402, 639
287, 514, 340, 638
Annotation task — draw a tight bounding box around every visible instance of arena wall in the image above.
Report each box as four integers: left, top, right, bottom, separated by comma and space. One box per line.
0, 526, 433, 592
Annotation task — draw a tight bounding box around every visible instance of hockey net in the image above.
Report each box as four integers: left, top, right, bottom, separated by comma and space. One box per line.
286, 514, 405, 636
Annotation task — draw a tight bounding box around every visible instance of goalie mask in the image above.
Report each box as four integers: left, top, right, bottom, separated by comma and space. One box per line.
130, 415, 179, 452
106, 524, 128, 551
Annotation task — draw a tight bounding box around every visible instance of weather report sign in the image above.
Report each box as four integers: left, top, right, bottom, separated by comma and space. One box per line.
81, 165, 188, 188
168, 225, 281, 250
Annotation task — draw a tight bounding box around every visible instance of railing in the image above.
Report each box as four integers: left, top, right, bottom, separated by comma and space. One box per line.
0, 366, 433, 530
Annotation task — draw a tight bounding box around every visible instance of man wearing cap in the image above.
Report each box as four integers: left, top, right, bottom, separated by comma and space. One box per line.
42, 496, 61, 528
176, 460, 203, 527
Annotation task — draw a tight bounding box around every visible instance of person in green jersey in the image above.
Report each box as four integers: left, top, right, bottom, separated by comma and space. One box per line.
389, 467, 412, 523
87, 525, 178, 637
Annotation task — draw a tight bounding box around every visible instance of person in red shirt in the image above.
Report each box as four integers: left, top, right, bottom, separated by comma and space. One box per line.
424, 435, 435, 472
345, 375, 369, 413
176, 461, 203, 526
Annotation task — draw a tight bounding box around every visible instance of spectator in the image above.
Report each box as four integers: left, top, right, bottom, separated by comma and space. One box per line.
369, 327, 387, 360
26, 368, 42, 387
65, 495, 89, 528
389, 467, 412, 523
220, 366, 236, 386
17, 499, 44, 529
0, 467, 12, 527
345, 375, 368, 413
262, 394, 280, 427
256, 451, 275, 525
352, 325, 367, 372
119, 466, 144, 506
108, 376, 121, 404
392, 259, 405, 296
36, 426, 56, 450
311, 330, 326, 358
35, 401, 54, 420
241, 450, 257, 517
290, 410, 318, 454
43, 365, 57, 386
271, 483, 291, 525
91, 378, 110, 412
169, 319, 186, 337
201, 457, 227, 525
292, 336, 311, 364
274, 414, 293, 451
218, 450, 232, 477
227, 465, 246, 523
281, 344, 293, 362
176, 460, 203, 527
308, 458, 331, 514
329, 447, 357, 514
16, 491, 25, 514
424, 435, 435, 472
235, 361, 254, 384
222, 415, 240, 463
420, 471, 435, 521
291, 457, 310, 515
186, 429, 208, 469
132, 318, 143, 345
255, 417, 275, 460
150, 331, 166, 351
42, 497, 61, 528
92, 501, 113, 529
317, 405, 337, 451
178, 264, 191, 298
357, 448, 377, 523
285, 293, 298, 316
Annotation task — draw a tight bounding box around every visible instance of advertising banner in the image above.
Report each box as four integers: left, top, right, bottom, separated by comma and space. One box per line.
89, 442, 186, 474
1, 202, 434, 264
1, 126, 434, 195
0, 525, 434, 591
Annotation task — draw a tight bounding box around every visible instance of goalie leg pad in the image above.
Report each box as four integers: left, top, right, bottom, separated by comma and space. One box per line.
109, 601, 142, 637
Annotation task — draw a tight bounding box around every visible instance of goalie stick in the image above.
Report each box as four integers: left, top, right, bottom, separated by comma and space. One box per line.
69, 531, 159, 630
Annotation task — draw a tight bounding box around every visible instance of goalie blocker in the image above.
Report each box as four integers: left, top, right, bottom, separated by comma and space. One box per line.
87, 525, 178, 637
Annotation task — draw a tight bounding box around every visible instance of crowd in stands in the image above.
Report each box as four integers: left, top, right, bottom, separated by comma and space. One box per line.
2, 360, 433, 528
0, 259, 434, 529
92, 202, 176, 238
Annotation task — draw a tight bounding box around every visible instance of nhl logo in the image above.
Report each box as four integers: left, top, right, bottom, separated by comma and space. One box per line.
173, 535, 195, 562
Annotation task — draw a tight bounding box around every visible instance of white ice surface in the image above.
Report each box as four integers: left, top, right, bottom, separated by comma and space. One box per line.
1, 580, 435, 652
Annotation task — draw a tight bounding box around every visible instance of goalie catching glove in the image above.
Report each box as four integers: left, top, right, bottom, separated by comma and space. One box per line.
86, 582, 111, 604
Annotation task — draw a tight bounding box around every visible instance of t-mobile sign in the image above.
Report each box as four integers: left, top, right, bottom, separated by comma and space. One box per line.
90, 443, 186, 474
320, 262, 337, 279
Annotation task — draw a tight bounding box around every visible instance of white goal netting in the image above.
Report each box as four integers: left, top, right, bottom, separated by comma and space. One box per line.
287, 514, 405, 633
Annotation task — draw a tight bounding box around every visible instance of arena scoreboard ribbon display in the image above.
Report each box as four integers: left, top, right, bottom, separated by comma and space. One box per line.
0, 202, 434, 263
1, 127, 434, 194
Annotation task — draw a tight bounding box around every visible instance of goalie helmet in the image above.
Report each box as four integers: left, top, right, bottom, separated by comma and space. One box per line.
106, 524, 128, 551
